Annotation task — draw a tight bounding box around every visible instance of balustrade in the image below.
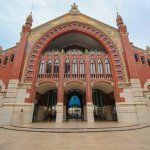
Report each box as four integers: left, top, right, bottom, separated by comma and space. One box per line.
37, 73, 112, 80
37, 73, 59, 79
90, 74, 112, 79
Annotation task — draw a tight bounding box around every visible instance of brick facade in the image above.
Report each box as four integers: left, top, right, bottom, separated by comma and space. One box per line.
0, 5, 150, 125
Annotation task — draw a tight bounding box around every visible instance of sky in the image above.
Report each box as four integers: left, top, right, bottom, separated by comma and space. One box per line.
0, 0, 149, 50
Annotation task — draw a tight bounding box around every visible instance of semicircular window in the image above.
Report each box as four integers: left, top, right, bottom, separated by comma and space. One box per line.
68, 96, 81, 108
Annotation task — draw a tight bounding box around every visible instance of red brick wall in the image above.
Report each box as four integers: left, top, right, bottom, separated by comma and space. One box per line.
0, 49, 16, 87
132, 49, 150, 87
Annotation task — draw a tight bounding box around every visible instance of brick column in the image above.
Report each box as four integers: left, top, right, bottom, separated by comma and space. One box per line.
11, 14, 33, 80
85, 53, 94, 122
11, 33, 29, 80
120, 33, 138, 79
117, 14, 138, 79
56, 51, 64, 122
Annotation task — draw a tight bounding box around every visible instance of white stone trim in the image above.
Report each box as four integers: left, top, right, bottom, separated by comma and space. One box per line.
56, 103, 63, 123
0, 80, 5, 90
86, 102, 94, 123
143, 79, 150, 91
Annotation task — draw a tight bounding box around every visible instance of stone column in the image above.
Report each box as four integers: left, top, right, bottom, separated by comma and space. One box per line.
116, 14, 138, 80
11, 14, 32, 80
63, 106, 66, 121
84, 105, 87, 121
85, 53, 94, 123
105, 105, 112, 121
56, 51, 64, 123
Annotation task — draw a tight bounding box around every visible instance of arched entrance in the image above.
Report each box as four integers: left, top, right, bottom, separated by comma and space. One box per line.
66, 90, 84, 121
92, 81, 117, 121
32, 82, 57, 122
64, 81, 86, 121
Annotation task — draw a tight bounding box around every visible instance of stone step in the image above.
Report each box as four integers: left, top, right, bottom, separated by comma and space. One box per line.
1, 124, 150, 133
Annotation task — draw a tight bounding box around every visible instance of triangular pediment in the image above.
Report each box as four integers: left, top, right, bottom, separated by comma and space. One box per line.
30, 12, 119, 42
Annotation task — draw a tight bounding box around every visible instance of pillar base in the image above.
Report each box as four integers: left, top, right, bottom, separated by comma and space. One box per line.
56, 103, 63, 123
116, 102, 138, 124
87, 103, 94, 123
0, 103, 33, 126
0, 104, 13, 125
63, 106, 66, 121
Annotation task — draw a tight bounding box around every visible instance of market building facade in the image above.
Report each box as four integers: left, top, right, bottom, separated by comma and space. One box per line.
0, 4, 150, 125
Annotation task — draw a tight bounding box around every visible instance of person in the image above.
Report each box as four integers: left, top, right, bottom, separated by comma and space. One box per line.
32, 99, 39, 122
43, 107, 48, 121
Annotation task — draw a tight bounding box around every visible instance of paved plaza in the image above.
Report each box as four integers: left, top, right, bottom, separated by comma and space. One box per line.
0, 123, 150, 150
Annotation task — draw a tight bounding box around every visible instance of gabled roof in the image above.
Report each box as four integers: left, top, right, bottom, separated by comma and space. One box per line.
31, 3, 118, 33
31, 13, 118, 33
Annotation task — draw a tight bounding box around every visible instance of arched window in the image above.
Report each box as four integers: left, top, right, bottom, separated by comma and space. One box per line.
141, 56, 145, 64
72, 59, 78, 74
54, 59, 59, 73
98, 59, 103, 74
10, 54, 15, 62
90, 59, 96, 74
39, 60, 45, 74
105, 59, 111, 74
46, 60, 52, 73
134, 54, 139, 62
148, 59, 150, 67
80, 59, 85, 74
65, 59, 70, 73
3, 57, 8, 65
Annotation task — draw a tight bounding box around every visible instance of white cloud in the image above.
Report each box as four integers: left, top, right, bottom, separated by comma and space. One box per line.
0, 0, 150, 49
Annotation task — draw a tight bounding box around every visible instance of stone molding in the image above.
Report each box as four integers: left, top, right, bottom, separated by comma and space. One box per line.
143, 79, 150, 92
118, 82, 131, 89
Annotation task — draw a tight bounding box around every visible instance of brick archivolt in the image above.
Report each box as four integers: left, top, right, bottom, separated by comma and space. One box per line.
25, 21, 124, 82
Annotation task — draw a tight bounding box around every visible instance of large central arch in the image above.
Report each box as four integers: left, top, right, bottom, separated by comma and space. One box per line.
25, 21, 124, 81
24, 21, 124, 102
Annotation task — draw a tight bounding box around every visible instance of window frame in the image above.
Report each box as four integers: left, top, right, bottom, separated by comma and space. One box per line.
104, 59, 111, 74
90, 59, 96, 74
39, 60, 45, 74
10, 54, 15, 63
3, 56, 8, 65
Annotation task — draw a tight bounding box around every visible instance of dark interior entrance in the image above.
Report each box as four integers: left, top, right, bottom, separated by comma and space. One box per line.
33, 89, 57, 122
66, 90, 84, 121
92, 89, 117, 121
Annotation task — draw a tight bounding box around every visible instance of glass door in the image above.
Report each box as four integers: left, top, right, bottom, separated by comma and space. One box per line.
93, 90, 106, 121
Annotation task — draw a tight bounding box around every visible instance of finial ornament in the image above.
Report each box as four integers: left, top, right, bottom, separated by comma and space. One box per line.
31, 0, 35, 14
115, 0, 119, 15
22, 13, 33, 33
72, 3, 77, 9
21, 0, 34, 33
69, 3, 80, 15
